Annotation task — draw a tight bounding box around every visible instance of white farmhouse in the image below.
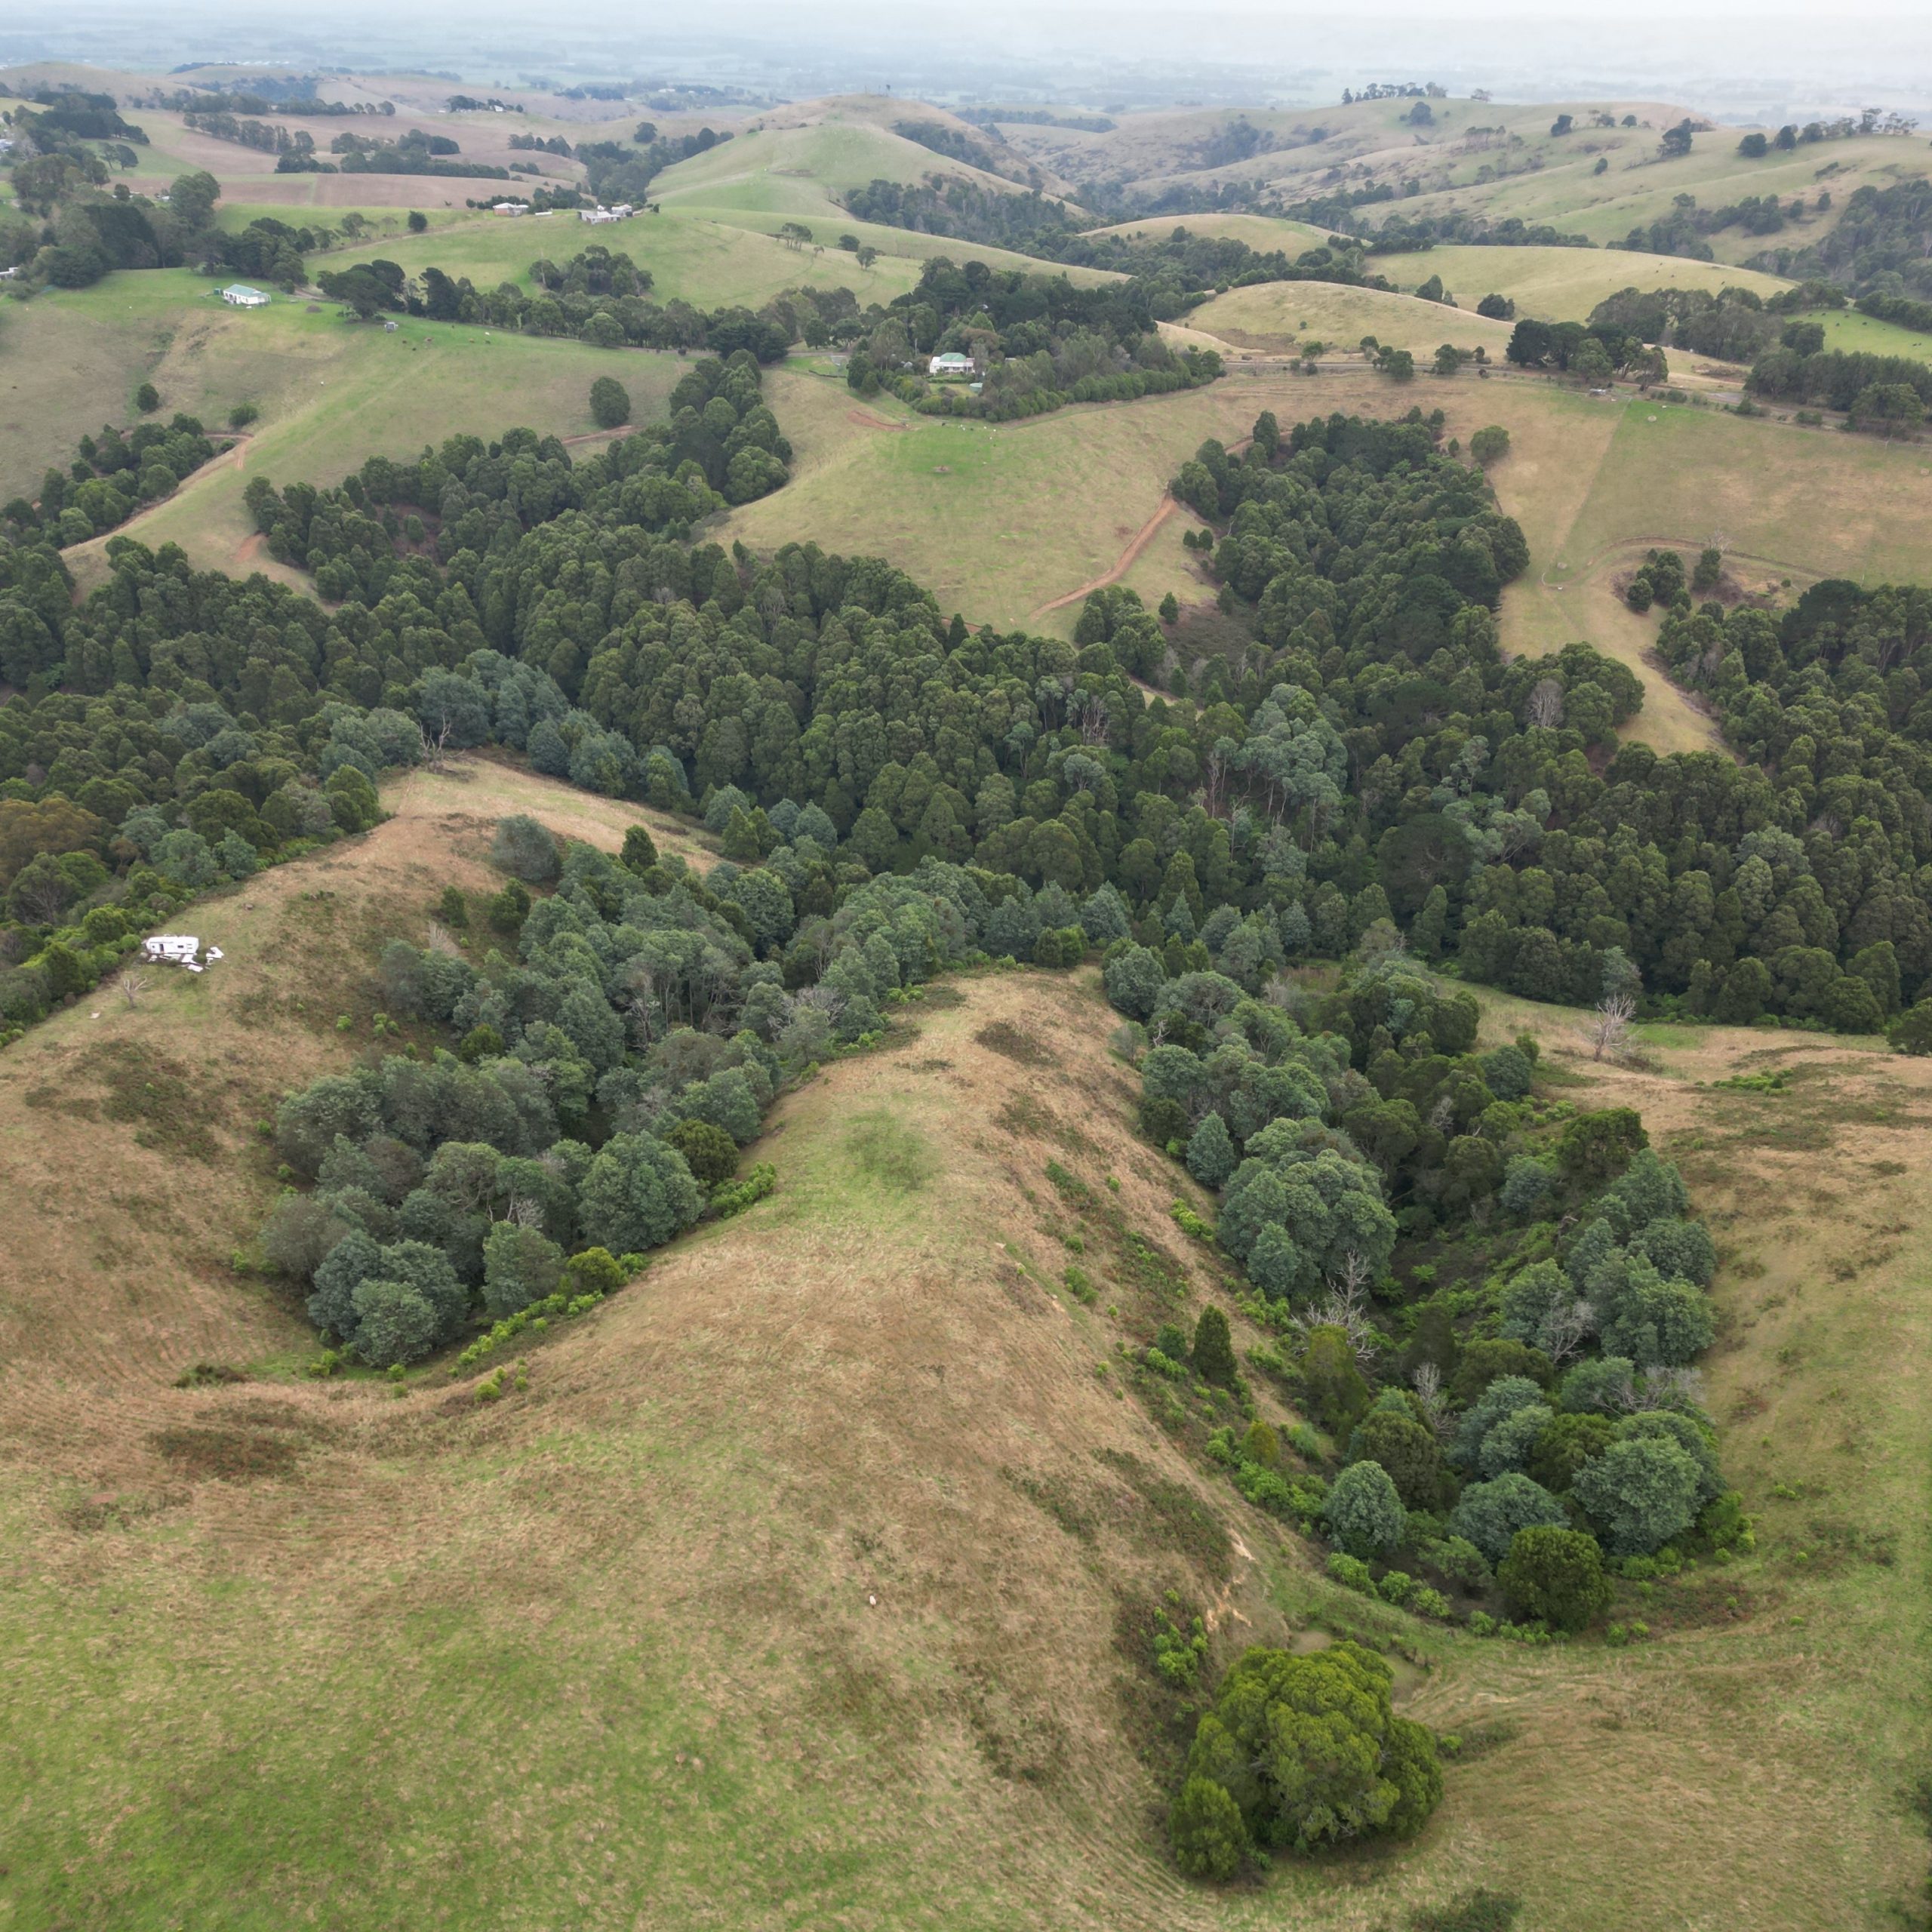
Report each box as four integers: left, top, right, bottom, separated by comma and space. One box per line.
220, 284, 270, 307
142, 935, 225, 974
928, 351, 974, 379
491, 201, 531, 217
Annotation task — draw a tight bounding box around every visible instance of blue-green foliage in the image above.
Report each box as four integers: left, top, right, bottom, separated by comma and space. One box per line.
266, 817, 1025, 1361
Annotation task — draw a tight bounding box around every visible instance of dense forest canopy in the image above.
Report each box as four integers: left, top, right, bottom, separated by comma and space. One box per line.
5, 355, 1928, 1059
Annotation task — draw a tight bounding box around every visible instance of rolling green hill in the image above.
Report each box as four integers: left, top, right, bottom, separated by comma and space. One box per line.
14, 278, 683, 583
1367, 245, 1792, 323
652, 105, 1072, 224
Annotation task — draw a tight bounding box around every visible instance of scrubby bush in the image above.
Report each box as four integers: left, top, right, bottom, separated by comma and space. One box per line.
1170, 1775, 1247, 1879
665, 1116, 740, 1187
1186, 1112, 1237, 1187
1417, 1534, 1491, 1592
481, 1219, 565, 1319
350, 1277, 440, 1367
1326, 1551, 1375, 1593
561, 1245, 626, 1299
1301, 1324, 1371, 1432
589, 374, 631, 429
1324, 1460, 1406, 1558
1352, 1407, 1446, 1511
1496, 1525, 1612, 1631
1526, 1411, 1614, 1492
1174, 1642, 1441, 1866
491, 813, 560, 881
1451, 1473, 1570, 1564
1451, 1340, 1554, 1404
1192, 1305, 1237, 1385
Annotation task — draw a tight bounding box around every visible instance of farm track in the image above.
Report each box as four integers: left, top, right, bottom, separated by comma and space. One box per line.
1031, 494, 1179, 616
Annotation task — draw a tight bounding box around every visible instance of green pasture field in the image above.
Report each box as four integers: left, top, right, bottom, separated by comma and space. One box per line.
723, 351, 1932, 762
315, 206, 934, 309
1549, 395, 1932, 590
717, 360, 1278, 628
1085, 211, 1334, 251
1813, 306, 1932, 367
214, 203, 481, 242
651, 116, 1025, 223
2, 270, 228, 503
1395, 131, 1932, 260
11, 273, 681, 582
649, 202, 1121, 286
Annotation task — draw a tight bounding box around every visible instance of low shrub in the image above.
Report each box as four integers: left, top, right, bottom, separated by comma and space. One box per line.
1326, 1551, 1375, 1594
710, 1161, 776, 1217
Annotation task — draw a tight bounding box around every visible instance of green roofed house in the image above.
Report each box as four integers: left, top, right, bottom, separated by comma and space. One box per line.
928, 351, 975, 380
220, 284, 270, 307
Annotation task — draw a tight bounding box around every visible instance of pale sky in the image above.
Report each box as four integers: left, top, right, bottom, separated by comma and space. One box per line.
6, 0, 1932, 114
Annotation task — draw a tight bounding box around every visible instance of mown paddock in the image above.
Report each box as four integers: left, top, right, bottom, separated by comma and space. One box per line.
0, 754, 1924, 1928
1185, 281, 1519, 361
1812, 308, 1932, 368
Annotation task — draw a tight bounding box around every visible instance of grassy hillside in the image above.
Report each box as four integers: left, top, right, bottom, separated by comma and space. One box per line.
714, 360, 1260, 629
0, 758, 1926, 1930
32, 283, 682, 584
651, 107, 1064, 225
1814, 307, 1932, 368
1087, 212, 1334, 251
997, 96, 1932, 279
1514, 394, 1932, 694
1185, 282, 1518, 361
723, 355, 1932, 762
314, 206, 935, 308
0, 758, 1283, 1932
312, 202, 1113, 313
1388, 126, 1932, 263
1367, 245, 1791, 322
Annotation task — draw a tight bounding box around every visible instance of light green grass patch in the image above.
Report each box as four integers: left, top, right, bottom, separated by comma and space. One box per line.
1813, 307, 1932, 368
652, 115, 1029, 223
845, 1110, 938, 1193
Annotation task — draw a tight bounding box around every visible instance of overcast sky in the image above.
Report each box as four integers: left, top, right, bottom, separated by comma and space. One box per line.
6, 0, 1932, 116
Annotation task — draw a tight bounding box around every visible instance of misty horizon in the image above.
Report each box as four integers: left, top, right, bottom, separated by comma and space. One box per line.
7, 2, 1932, 123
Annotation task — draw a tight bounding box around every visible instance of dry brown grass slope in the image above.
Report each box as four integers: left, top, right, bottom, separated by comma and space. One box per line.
4, 758, 1930, 1930
0, 758, 1301, 1932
